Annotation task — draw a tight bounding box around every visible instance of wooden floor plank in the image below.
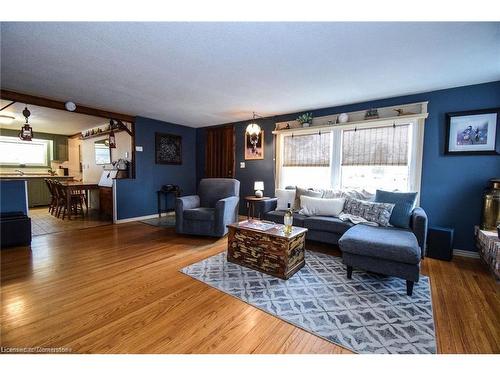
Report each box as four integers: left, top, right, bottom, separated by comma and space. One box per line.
1, 222, 499, 354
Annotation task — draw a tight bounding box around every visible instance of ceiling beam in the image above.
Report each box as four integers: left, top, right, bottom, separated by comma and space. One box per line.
0, 100, 16, 112
0, 89, 135, 123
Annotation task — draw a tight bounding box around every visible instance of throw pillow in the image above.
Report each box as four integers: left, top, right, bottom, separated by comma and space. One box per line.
299, 196, 345, 217
275, 189, 296, 211
292, 187, 323, 211
342, 197, 395, 227
322, 188, 374, 201
374, 190, 418, 229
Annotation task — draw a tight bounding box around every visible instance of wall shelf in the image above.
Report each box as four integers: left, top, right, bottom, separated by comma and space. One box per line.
273, 101, 429, 135
79, 128, 126, 140
272, 112, 429, 135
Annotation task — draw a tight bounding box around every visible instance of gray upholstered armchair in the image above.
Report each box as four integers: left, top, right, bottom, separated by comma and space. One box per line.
175, 178, 240, 237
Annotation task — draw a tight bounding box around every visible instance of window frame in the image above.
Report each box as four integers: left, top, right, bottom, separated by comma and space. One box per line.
0, 136, 53, 168
275, 114, 426, 204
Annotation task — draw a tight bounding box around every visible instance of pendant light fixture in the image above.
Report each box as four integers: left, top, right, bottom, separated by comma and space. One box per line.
108, 119, 117, 148
246, 112, 263, 155
246, 112, 261, 136
19, 106, 34, 141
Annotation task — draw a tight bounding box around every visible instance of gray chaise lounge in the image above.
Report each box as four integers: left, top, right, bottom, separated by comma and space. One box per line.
260, 200, 428, 295
339, 223, 424, 296
175, 178, 240, 237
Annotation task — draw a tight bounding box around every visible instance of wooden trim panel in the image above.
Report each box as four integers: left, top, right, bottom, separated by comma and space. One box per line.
0, 89, 135, 123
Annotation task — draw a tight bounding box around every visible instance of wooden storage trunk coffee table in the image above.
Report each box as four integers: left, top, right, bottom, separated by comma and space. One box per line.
227, 220, 308, 279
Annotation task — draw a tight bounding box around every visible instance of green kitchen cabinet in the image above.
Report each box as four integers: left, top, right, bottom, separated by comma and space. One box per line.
53, 135, 69, 162
27, 178, 52, 207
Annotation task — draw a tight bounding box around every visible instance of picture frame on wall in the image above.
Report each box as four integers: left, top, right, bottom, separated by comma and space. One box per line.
155, 132, 182, 164
244, 130, 264, 160
445, 108, 499, 155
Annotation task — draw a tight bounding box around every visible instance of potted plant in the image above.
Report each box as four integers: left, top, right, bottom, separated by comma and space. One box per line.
297, 113, 313, 127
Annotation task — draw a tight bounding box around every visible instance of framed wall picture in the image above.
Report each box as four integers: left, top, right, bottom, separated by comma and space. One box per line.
155, 133, 182, 164
244, 130, 264, 160
445, 108, 499, 155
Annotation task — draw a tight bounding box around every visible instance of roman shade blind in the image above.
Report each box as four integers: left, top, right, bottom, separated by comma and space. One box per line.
283, 132, 331, 167
342, 124, 409, 166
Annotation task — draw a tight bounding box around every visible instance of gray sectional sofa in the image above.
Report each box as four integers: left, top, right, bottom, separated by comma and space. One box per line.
259, 197, 428, 295
260, 198, 428, 251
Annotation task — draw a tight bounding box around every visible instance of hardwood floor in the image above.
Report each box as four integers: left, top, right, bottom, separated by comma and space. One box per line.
1, 222, 499, 354
30, 206, 112, 236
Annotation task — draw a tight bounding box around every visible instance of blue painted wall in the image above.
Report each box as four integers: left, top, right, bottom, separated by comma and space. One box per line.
115, 116, 197, 220
0, 180, 28, 215
197, 81, 500, 251
196, 118, 277, 216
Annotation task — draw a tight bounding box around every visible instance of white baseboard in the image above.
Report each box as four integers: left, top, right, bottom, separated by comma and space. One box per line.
115, 213, 159, 224
453, 249, 480, 259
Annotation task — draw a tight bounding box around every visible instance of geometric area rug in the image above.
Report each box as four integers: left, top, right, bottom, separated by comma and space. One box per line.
180, 250, 437, 354
140, 214, 175, 228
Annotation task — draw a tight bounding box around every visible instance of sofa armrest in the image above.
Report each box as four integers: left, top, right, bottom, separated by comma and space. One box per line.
215, 196, 240, 236
175, 195, 200, 233
411, 207, 428, 257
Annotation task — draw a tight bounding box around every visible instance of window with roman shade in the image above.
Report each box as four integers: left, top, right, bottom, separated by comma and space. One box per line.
342, 124, 409, 166
283, 132, 331, 167
275, 105, 426, 195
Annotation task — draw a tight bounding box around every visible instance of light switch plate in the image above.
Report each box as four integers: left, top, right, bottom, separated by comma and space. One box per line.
240, 162, 245, 168
135, 146, 143, 152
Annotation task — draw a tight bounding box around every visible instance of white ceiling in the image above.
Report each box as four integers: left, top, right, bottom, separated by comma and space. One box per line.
0, 100, 109, 135
1, 22, 499, 128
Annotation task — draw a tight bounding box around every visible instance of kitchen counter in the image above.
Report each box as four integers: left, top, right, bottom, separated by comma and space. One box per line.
0, 175, 74, 179
0, 176, 75, 207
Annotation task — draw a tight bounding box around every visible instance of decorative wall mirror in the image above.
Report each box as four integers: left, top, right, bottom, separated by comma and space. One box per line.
94, 139, 111, 165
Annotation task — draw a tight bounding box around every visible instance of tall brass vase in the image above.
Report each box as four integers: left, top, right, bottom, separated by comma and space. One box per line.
480, 178, 500, 230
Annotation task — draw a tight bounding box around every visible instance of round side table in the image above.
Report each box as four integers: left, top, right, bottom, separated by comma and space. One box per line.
244, 196, 272, 219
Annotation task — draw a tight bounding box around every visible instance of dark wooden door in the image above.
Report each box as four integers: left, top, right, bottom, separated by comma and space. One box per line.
205, 125, 235, 178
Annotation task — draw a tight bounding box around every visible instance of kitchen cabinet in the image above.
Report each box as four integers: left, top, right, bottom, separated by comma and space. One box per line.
27, 178, 52, 207
99, 187, 113, 218
23, 177, 73, 207
53, 135, 69, 162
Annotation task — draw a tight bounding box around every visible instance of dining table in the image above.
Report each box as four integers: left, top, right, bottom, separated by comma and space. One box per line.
60, 181, 100, 220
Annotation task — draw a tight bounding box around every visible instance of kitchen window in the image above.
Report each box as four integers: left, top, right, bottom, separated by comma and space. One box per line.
0, 136, 52, 167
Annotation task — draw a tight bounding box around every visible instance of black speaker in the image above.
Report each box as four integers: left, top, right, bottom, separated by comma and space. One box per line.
426, 226, 454, 261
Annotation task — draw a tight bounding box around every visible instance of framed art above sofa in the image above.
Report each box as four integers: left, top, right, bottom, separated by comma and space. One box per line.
445, 108, 499, 155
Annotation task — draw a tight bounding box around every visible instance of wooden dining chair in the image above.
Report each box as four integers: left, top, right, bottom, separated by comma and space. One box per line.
52, 181, 65, 218
44, 179, 57, 215
52, 182, 83, 220
71, 188, 88, 213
